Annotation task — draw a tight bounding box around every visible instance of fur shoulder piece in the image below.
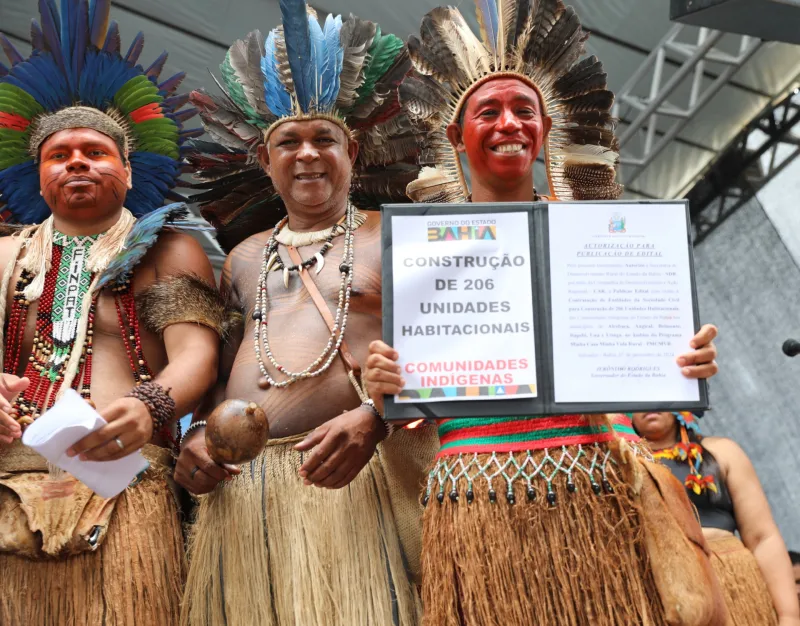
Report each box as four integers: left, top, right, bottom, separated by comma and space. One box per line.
136, 273, 241, 340
96, 203, 189, 290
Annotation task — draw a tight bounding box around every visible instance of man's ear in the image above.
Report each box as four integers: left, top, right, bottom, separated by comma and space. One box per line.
542, 115, 553, 139
124, 160, 133, 189
257, 143, 271, 177
348, 137, 359, 165
446, 122, 465, 153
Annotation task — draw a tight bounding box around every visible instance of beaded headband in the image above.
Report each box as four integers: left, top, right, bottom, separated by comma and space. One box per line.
400, 0, 623, 203
29, 106, 131, 159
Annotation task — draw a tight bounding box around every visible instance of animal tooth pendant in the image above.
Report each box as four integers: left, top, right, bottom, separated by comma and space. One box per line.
266, 252, 278, 272
283, 266, 290, 288
315, 252, 325, 274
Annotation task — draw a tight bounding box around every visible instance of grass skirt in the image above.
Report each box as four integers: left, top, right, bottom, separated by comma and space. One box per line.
422, 445, 669, 626
181, 433, 422, 626
708, 535, 777, 625
0, 445, 185, 626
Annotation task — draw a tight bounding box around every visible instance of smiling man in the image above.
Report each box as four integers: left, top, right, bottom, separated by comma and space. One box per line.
0, 3, 225, 625
175, 3, 429, 625
363, 1, 725, 625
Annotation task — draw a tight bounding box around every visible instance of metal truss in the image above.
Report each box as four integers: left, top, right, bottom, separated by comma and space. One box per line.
685, 87, 800, 245
614, 24, 762, 188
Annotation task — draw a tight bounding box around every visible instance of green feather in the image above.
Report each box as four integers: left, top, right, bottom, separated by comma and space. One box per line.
114, 76, 163, 114
0, 146, 31, 169
353, 28, 403, 108
220, 52, 259, 122
0, 84, 44, 118
0, 128, 30, 146
132, 137, 180, 160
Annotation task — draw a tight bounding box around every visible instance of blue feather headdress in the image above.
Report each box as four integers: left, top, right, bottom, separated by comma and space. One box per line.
188, 0, 425, 253
0, 0, 199, 225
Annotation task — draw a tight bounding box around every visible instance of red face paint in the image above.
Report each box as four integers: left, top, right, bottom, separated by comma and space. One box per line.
38, 128, 130, 222
458, 78, 548, 189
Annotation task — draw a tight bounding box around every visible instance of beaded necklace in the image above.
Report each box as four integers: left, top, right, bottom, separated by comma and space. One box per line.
3, 233, 153, 426
253, 203, 356, 388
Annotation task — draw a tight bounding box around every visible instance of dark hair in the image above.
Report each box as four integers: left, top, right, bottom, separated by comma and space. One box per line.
789, 551, 800, 566
686, 427, 726, 506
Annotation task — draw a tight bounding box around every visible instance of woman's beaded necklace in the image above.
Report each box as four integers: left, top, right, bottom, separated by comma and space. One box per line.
253, 203, 356, 388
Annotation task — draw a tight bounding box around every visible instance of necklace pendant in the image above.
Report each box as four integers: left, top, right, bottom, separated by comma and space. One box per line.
283, 266, 290, 289
314, 252, 325, 275
266, 251, 279, 273
257, 376, 271, 390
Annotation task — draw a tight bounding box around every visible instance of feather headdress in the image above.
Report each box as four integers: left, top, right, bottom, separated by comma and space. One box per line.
188, 0, 425, 252
401, 0, 623, 203
0, 0, 198, 225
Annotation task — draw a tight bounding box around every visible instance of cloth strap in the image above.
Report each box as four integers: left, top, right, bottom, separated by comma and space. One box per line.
285, 246, 363, 383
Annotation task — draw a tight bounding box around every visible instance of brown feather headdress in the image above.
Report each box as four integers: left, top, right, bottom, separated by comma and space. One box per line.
401, 0, 623, 203
187, 0, 425, 252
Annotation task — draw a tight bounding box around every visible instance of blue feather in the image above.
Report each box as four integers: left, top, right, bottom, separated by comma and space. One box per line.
179, 128, 203, 140
125, 32, 144, 65
307, 14, 325, 112
476, 0, 499, 55
103, 20, 120, 53
158, 72, 185, 95
279, 0, 312, 112
38, 0, 67, 75
125, 152, 180, 217
164, 93, 190, 110
0, 35, 25, 66
31, 21, 46, 51
319, 14, 342, 112
96, 202, 188, 289
0, 162, 51, 225
8, 56, 70, 109
60, 0, 80, 90
0, 62, 8, 78
145, 51, 168, 80
88, 0, 111, 48
261, 30, 292, 117
71, 0, 89, 89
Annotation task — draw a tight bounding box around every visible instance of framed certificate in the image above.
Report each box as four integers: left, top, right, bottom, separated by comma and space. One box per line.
381, 200, 709, 420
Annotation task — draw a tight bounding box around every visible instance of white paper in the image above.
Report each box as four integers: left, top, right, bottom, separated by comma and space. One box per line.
391, 212, 537, 403
21, 389, 149, 498
549, 202, 700, 404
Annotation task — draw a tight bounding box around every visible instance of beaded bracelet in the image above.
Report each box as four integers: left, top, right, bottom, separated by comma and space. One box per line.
361, 399, 395, 438
125, 381, 176, 431
179, 420, 207, 448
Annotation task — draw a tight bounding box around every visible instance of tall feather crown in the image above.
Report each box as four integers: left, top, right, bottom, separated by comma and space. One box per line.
0, 0, 198, 225
401, 0, 623, 203
188, 0, 424, 253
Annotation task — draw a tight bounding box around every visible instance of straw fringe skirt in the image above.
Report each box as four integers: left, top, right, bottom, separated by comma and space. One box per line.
181, 433, 422, 626
708, 535, 778, 625
422, 447, 668, 626
0, 446, 185, 626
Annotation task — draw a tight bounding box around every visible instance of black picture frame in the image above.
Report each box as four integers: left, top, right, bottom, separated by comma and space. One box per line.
380, 200, 710, 421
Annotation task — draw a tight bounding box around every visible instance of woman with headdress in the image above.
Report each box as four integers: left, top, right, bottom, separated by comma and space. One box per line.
633, 411, 800, 626
365, 0, 730, 624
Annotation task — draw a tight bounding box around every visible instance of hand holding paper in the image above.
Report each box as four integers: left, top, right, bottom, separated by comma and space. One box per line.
21, 389, 149, 498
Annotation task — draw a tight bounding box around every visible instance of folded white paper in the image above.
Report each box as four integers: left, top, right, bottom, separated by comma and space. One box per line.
21, 389, 149, 498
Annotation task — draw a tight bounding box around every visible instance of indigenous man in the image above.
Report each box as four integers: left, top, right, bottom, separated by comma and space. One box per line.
365, 1, 725, 625
175, 2, 432, 625
0, 2, 225, 624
